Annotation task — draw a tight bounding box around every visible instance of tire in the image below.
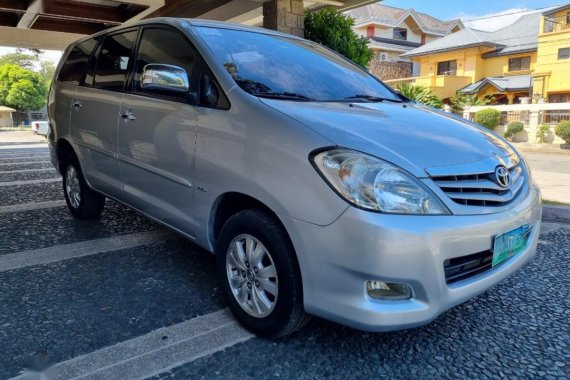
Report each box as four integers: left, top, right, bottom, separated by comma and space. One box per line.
216, 209, 309, 338
62, 156, 105, 219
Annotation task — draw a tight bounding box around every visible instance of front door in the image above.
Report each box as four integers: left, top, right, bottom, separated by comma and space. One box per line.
71, 29, 138, 198
118, 27, 199, 237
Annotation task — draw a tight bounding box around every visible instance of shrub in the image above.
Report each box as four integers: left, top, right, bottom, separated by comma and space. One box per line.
304, 8, 373, 67
555, 121, 570, 144
396, 83, 444, 109
475, 108, 501, 130
504, 121, 524, 141
536, 124, 551, 143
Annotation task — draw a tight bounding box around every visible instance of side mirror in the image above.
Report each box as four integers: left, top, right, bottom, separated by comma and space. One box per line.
141, 64, 189, 94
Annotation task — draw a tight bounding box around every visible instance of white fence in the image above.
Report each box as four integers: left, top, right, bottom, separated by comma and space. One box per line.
464, 103, 570, 144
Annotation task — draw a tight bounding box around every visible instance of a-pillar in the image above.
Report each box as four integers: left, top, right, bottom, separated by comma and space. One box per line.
263, 0, 305, 37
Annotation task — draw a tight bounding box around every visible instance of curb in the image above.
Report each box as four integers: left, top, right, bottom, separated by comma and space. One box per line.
518, 147, 570, 155
542, 205, 570, 222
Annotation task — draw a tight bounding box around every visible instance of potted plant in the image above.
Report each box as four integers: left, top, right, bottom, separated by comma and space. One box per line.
504, 121, 524, 142
475, 108, 501, 131
555, 121, 570, 148
535, 124, 552, 143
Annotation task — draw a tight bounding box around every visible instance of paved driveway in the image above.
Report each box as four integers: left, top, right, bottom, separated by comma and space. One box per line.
0, 144, 569, 380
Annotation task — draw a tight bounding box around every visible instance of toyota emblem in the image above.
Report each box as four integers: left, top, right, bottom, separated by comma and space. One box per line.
495, 166, 510, 188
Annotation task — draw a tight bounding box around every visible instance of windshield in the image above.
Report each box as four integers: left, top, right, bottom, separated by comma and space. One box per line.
194, 26, 401, 102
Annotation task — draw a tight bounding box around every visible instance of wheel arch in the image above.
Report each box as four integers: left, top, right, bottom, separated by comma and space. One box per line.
55, 138, 76, 171
209, 192, 290, 253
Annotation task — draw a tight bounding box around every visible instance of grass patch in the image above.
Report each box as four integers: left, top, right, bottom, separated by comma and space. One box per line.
543, 199, 570, 207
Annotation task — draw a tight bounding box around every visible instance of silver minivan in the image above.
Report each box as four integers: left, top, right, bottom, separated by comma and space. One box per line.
49, 18, 541, 337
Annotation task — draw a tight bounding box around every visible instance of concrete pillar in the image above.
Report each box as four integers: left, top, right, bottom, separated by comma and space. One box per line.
507, 93, 515, 105
527, 110, 541, 142
463, 106, 471, 121
263, 0, 305, 37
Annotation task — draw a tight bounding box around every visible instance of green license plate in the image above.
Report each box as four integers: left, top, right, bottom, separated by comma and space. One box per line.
492, 224, 532, 267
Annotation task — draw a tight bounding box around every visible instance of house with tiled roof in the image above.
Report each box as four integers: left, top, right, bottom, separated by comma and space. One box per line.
397, 5, 570, 104
345, 4, 463, 80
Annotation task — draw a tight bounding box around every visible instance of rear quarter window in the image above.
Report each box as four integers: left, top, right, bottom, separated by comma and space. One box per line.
57, 38, 98, 85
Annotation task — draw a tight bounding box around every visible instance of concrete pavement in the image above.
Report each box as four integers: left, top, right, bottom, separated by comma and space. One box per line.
521, 152, 570, 204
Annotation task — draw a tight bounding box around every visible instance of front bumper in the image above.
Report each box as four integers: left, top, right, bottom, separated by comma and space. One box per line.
280, 184, 542, 332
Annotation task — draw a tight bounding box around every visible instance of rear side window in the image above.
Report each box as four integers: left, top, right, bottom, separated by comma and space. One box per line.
57, 39, 97, 85
134, 27, 196, 94
93, 30, 138, 91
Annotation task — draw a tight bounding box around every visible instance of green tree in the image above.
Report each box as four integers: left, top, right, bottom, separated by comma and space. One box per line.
449, 94, 494, 114
40, 60, 57, 84
0, 52, 38, 69
396, 83, 444, 109
0, 64, 47, 111
304, 8, 373, 67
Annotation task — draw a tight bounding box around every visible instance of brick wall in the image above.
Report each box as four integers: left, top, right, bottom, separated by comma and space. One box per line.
263, 0, 304, 37
369, 60, 413, 81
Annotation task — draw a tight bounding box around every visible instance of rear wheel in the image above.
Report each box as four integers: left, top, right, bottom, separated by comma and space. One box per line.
62, 156, 105, 219
216, 210, 308, 338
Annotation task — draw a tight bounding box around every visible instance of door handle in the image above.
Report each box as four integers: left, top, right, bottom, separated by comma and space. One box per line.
120, 110, 136, 121
72, 101, 83, 110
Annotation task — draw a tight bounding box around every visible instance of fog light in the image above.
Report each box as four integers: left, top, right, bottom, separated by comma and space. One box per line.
367, 281, 412, 300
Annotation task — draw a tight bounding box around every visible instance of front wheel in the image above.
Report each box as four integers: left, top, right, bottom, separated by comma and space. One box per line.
216, 210, 308, 338
62, 158, 105, 219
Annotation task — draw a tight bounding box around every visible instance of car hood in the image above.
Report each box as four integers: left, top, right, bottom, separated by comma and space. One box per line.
260, 99, 519, 177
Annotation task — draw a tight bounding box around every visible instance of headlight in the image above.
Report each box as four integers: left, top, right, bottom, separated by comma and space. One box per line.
312, 148, 449, 214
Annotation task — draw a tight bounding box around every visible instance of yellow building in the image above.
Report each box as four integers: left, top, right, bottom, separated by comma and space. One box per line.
533, 5, 570, 102
397, 5, 570, 104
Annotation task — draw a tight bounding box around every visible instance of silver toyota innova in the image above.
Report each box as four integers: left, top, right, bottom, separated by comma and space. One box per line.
48, 18, 541, 337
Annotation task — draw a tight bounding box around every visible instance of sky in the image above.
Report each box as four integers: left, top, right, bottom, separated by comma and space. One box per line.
0, 47, 63, 65
381, 0, 565, 30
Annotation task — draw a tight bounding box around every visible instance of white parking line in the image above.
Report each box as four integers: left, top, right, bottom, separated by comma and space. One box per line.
0, 230, 176, 272
0, 150, 48, 154
11, 309, 253, 380
0, 168, 56, 174
0, 178, 60, 187
0, 161, 51, 166
0, 155, 50, 161
0, 200, 66, 215
0, 143, 48, 150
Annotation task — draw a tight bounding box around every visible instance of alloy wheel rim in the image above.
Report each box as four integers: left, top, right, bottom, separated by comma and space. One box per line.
226, 234, 278, 318
65, 166, 81, 209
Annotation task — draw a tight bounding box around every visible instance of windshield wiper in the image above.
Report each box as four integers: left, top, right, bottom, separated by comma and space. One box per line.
341, 94, 404, 103
252, 92, 315, 101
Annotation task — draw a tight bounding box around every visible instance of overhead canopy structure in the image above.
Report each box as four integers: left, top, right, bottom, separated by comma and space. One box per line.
458, 75, 532, 95
0, 0, 375, 51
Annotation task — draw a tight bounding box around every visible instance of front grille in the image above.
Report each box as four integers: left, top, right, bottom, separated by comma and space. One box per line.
432, 165, 524, 207
444, 250, 493, 284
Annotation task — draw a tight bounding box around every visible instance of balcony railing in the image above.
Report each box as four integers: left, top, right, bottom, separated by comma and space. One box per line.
543, 15, 570, 33
463, 103, 570, 144
500, 111, 530, 125
543, 110, 570, 124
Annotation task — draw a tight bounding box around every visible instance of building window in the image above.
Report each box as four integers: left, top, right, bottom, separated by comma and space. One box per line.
393, 27, 407, 41
549, 93, 570, 103
437, 60, 457, 75
508, 56, 531, 72
558, 48, 570, 60
366, 26, 375, 38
